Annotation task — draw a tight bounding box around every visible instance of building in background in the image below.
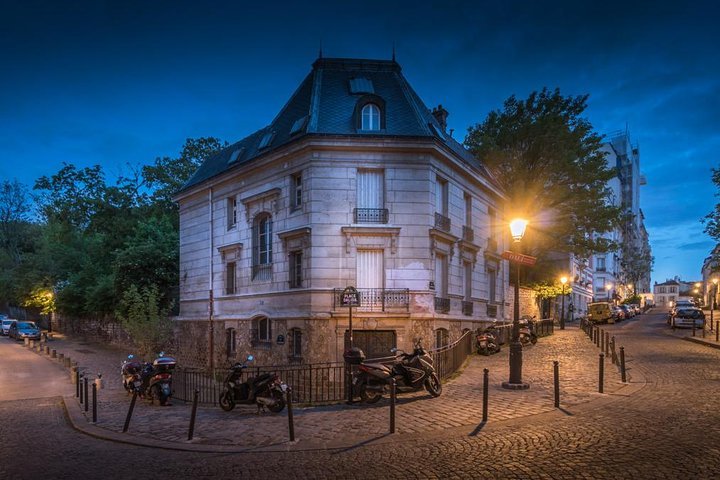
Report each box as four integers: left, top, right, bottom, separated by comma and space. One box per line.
174, 57, 507, 368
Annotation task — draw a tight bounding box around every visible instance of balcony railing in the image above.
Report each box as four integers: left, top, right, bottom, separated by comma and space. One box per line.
434, 212, 451, 232
462, 300, 473, 316
354, 208, 389, 224
333, 288, 409, 312
487, 304, 498, 317
462, 226, 474, 242
434, 296, 450, 313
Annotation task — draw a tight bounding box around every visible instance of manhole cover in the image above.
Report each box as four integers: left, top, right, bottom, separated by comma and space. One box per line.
75, 349, 96, 354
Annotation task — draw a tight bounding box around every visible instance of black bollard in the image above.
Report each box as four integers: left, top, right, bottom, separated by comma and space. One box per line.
286, 388, 295, 442
692, 320, 696, 337
598, 353, 605, 393
482, 368, 489, 422
605, 331, 610, 356
611, 336, 617, 365
620, 346, 627, 383
188, 390, 199, 441
122, 392, 138, 433
92, 382, 97, 423
390, 378, 396, 434
84, 377, 89, 412
600, 330, 605, 352
716, 321, 719, 342
553, 361, 560, 408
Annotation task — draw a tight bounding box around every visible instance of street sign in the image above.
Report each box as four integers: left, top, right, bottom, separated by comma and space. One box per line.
501, 250, 537, 266
340, 286, 360, 306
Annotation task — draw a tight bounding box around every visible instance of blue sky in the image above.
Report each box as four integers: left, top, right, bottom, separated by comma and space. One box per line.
1, 0, 717, 285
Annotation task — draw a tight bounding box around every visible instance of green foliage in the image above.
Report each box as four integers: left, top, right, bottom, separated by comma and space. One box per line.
622, 295, 642, 305
465, 88, 623, 278
117, 285, 173, 358
528, 281, 565, 299
22, 286, 56, 314
703, 166, 720, 269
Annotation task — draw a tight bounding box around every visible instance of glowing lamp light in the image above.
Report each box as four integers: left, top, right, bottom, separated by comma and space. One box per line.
560, 276, 568, 285
509, 218, 528, 242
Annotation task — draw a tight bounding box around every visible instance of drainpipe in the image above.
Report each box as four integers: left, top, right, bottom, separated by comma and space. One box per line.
208, 187, 215, 371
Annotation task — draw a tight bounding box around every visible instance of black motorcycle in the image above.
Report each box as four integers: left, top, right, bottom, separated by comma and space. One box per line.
476, 323, 501, 355
350, 341, 442, 404
121, 354, 143, 395
218, 355, 288, 413
519, 316, 538, 346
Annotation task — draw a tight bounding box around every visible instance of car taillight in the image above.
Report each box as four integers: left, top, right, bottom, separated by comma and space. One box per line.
359, 365, 369, 372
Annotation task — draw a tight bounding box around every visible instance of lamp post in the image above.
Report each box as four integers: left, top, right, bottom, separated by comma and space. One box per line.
502, 218, 529, 390
560, 276, 568, 330
712, 278, 719, 327
605, 283, 613, 304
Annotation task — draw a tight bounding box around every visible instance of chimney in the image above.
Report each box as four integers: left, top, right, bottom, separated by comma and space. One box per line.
432, 104, 449, 132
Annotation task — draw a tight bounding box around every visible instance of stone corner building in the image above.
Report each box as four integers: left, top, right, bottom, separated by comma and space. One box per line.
174, 57, 508, 369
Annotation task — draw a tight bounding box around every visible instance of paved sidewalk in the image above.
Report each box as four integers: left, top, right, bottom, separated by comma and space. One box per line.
29, 325, 640, 452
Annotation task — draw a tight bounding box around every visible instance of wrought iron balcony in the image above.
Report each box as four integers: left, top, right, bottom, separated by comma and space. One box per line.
333, 288, 409, 312
462, 226, 474, 243
354, 208, 389, 224
462, 300, 473, 316
487, 304, 498, 317
434, 296, 450, 313
434, 213, 451, 232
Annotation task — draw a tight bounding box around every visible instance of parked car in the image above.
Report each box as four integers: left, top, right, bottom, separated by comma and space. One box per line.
1, 318, 15, 336
8, 321, 41, 340
619, 305, 634, 319
671, 308, 705, 329
611, 306, 625, 322
587, 302, 612, 324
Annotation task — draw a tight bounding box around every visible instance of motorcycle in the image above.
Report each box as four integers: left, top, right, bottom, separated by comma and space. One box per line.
121, 354, 143, 395
519, 315, 538, 346
218, 355, 288, 413
349, 341, 442, 404
121, 353, 176, 406
476, 323, 501, 356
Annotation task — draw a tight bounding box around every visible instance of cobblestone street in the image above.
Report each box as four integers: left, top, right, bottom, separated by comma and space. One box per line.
2, 309, 720, 479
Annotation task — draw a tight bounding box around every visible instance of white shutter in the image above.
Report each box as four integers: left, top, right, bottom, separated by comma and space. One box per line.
357, 170, 384, 208
357, 250, 384, 289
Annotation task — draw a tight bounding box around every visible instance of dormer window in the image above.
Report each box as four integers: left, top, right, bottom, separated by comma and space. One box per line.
355, 95, 386, 132
361, 104, 381, 131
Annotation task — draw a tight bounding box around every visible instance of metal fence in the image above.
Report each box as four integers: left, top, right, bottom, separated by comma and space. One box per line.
174, 331, 475, 406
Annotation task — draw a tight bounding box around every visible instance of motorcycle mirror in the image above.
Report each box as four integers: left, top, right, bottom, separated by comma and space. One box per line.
390, 347, 397, 353
158, 351, 165, 357
127, 354, 134, 360
246, 354, 255, 362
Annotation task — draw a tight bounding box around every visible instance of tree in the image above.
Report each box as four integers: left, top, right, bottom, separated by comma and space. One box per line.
703, 166, 720, 241
618, 242, 654, 294
465, 88, 622, 279
117, 284, 173, 358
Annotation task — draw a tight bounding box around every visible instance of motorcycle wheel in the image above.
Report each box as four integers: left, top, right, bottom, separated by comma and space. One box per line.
530, 335, 538, 345
219, 390, 235, 411
425, 372, 442, 397
360, 385, 383, 404
151, 385, 168, 406
267, 390, 286, 413
478, 346, 489, 356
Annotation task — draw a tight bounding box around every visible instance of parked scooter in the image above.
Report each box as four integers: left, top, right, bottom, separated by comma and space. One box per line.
218, 355, 288, 413
349, 340, 442, 404
121, 353, 176, 406
476, 323, 501, 356
121, 354, 143, 395
519, 315, 538, 346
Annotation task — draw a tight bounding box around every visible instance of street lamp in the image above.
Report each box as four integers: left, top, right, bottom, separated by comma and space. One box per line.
605, 283, 613, 304
503, 218, 529, 390
560, 276, 568, 330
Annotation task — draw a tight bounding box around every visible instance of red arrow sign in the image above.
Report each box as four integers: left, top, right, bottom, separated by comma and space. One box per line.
501, 250, 537, 266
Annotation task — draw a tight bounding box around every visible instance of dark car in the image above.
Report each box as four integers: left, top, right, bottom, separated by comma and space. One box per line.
618, 305, 634, 319
8, 321, 41, 340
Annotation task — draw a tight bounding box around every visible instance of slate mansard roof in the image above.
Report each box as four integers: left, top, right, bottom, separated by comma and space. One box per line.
179, 57, 495, 194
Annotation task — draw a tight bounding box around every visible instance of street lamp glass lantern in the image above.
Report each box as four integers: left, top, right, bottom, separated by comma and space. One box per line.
560, 276, 568, 285
509, 218, 528, 242
713, 278, 719, 286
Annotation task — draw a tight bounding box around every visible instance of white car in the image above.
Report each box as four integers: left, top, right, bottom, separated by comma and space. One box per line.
1, 319, 16, 336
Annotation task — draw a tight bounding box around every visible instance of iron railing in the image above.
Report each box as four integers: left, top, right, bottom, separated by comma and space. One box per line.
174, 332, 477, 406
332, 288, 410, 311
462, 300, 473, 316
487, 304, 498, 317
434, 212, 451, 232
353, 208, 389, 224
434, 296, 450, 313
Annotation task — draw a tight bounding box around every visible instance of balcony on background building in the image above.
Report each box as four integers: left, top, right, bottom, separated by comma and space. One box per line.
354, 208, 389, 224
434, 213, 451, 232
434, 296, 450, 313
333, 288, 409, 312
462, 226, 474, 243
462, 300, 473, 316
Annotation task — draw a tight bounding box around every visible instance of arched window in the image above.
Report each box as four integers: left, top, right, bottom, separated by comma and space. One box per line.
252, 316, 272, 344
435, 328, 449, 349
361, 103, 380, 131
252, 213, 273, 280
